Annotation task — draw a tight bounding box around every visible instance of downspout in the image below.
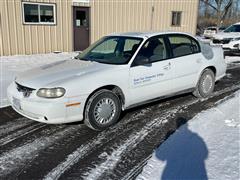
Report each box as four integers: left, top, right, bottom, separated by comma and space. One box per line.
150, 0, 154, 31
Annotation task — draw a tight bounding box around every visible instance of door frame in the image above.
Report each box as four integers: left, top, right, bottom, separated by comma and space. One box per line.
72, 6, 91, 51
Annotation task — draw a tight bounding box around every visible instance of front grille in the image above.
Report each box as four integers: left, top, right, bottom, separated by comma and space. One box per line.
222, 39, 232, 44
212, 38, 232, 44
15, 82, 36, 97
212, 39, 221, 44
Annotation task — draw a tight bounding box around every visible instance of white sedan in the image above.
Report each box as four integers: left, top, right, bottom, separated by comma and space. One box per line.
7, 32, 227, 130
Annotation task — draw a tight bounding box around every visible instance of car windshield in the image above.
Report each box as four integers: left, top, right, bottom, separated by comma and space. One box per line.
75, 36, 143, 64
219, 26, 226, 31
223, 24, 240, 33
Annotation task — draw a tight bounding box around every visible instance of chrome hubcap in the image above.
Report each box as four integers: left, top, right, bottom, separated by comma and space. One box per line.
202, 74, 213, 94
94, 98, 116, 124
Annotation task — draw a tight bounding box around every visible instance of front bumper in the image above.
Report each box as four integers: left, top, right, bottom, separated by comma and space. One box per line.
223, 47, 240, 52
7, 82, 86, 124
223, 48, 240, 56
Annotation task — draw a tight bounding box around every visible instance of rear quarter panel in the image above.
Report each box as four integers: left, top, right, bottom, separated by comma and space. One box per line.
211, 46, 227, 80
195, 45, 226, 84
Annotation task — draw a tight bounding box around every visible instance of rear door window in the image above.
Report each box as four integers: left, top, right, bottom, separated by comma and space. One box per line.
168, 35, 200, 57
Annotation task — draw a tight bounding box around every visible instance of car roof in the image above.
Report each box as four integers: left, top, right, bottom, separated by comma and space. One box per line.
234, 22, 240, 25
107, 31, 195, 39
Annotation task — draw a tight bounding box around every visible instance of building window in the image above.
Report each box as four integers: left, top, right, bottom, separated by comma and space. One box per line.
76, 11, 87, 27
22, 2, 56, 25
171, 11, 182, 26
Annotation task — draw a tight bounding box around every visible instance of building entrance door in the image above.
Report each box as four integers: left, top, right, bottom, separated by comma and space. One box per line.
73, 7, 90, 51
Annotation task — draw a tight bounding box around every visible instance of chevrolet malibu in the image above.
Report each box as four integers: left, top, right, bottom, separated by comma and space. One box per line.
7, 32, 227, 130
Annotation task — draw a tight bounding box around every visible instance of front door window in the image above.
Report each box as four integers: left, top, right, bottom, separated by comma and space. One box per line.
133, 36, 168, 66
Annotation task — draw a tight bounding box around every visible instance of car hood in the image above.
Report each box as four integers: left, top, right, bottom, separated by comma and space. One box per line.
16, 59, 110, 88
213, 32, 240, 40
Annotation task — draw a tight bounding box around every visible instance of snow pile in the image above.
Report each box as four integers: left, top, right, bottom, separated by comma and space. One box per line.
0, 52, 77, 107
225, 56, 240, 64
137, 91, 240, 180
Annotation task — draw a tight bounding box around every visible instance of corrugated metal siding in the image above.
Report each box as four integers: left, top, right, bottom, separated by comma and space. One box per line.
90, 0, 199, 43
0, 0, 73, 56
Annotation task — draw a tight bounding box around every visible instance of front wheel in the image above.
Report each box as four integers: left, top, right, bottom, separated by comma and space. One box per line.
84, 89, 122, 131
193, 69, 215, 98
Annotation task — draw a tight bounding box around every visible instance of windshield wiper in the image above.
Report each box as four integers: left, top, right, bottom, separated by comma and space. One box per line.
74, 56, 89, 61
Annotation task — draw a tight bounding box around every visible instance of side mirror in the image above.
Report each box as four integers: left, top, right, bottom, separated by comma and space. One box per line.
73, 52, 82, 59
134, 55, 151, 66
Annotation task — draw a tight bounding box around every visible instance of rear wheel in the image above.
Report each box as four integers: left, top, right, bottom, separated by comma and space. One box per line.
84, 89, 121, 131
193, 69, 215, 98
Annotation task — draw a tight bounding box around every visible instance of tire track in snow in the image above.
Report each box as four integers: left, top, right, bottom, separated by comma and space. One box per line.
43, 104, 164, 180
82, 117, 168, 180
0, 125, 81, 177
81, 101, 186, 180
43, 102, 171, 180
0, 123, 47, 146
43, 115, 147, 180
0, 117, 33, 136
45, 97, 200, 180
212, 83, 240, 97
121, 155, 152, 180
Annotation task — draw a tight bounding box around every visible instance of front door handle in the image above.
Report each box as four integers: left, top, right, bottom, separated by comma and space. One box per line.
163, 62, 171, 70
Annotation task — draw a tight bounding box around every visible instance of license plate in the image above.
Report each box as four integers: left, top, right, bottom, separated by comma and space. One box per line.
13, 97, 21, 110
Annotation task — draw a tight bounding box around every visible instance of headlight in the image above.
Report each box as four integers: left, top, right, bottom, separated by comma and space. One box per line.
37, 87, 66, 98
233, 44, 239, 48
231, 37, 240, 42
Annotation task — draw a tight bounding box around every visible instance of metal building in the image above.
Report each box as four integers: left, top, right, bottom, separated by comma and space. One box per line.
0, 0, 199, 56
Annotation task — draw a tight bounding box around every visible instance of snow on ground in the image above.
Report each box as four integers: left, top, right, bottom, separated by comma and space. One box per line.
137, 91, 240, 180
0, 124, 81, 177
0, 52, 77, 107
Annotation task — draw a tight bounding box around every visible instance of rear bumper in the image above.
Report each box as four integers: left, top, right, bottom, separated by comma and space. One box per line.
7, 82, 85, 124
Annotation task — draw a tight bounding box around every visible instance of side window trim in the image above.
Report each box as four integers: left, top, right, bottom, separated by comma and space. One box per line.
167, 34, 201, 58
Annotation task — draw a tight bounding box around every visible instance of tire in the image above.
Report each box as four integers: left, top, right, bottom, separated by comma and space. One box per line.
193, 69, 215, 98
84, 89, 122, 131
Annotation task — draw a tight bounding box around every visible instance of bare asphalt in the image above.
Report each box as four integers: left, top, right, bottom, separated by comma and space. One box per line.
0, 62, 239, 180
